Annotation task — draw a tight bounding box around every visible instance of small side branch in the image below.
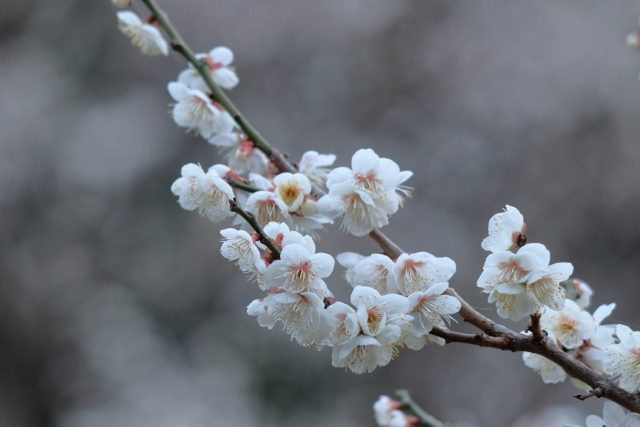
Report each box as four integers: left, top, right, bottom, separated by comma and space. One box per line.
574, 386, 605, 401
529, 313, 545, 344
395, 390, 449, 427
226, 178, 260, 193
229, 200, 281, 258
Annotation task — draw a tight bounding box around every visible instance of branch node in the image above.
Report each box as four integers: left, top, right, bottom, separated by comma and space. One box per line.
574, 386, 605, 401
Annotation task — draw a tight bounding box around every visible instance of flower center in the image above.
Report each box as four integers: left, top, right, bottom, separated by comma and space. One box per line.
278, 182, 303, 207
354, 172, 384, 196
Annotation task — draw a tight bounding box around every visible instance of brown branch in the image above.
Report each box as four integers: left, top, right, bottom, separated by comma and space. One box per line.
228, 200, 281, 258
574, 387, 604, 401
140, 0, 640, 414
529, 313, 544, 344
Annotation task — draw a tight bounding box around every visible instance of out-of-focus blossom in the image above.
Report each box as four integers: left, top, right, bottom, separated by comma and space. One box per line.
117, 11, 169, 56
178, 46, 239, 91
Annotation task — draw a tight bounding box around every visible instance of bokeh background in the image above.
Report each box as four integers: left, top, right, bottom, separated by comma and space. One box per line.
1, 0, 640, 426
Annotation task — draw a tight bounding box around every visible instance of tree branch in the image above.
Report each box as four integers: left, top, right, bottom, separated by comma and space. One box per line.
228, 200, 280, 258
139, 0, 640, 414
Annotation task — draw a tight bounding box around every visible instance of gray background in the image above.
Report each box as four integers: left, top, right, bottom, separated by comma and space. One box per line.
1, 0, 639, 426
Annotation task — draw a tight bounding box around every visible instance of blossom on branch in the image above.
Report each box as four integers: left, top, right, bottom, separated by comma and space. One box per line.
220, 228, 260, 272
540, 299, 594, 349
265, 243, 334, 294
575, 401, 640, 427
352, 254, 398, 295
178, 46, 239, 91
336, 252, 365, 286
116, 11, 169, 56
481, 205, 526, 252
393, 252, 456, 295
299, 150, 336, 186
603, 324, 640, 393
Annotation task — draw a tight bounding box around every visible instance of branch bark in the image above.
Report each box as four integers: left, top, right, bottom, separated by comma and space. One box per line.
140, 0, 640, 414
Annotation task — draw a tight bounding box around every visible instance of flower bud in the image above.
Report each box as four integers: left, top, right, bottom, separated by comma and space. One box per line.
299, 199, 317, 217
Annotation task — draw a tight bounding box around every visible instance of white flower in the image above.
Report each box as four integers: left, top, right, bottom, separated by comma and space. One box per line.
263, 290, 326, 345
318, 183, 390, 236
373, 395, 402, 427
585, 401, 640, 427
352, 254, 398, 295
393, 252, 456, 295
326, 148, 412, 205
299, 151, 336, 186
562, 278, 593, 309
407, 282, 460, 334
111, 0, 131, 8
178, 46, 239, 91
525, 262, 572, 312
522, 351, 567, 384
477, 243, 549, 321
171, 163, 205, 211
541, 300, 594, 349
331, 286, 412, 374
481, 205, 526, 252
590, 303, 617, 349
388, 410, 411, 427
168, 82, 237, 139
403, 330, 445, 350
265, 244, 334, 294
324, 302, 360, 346
247, 298, 275, 329
220, 228, 260, 272
336, 252, 365, 286
273, 173, 312, 212
603, 324, 640, 393
116, 11, 169, 56
198, 165, 235, 222
244, 191, 291, 227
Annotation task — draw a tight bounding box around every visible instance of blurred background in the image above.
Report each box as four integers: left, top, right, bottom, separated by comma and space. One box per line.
1, 0, 640, 426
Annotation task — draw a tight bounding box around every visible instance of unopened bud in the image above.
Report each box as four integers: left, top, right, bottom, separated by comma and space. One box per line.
111, 0, 131, 8
299, 199, 317, 217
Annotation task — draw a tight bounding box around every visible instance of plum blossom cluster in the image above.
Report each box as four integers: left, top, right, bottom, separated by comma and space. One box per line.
112, 2, 640, 424
477, 205, 574, 321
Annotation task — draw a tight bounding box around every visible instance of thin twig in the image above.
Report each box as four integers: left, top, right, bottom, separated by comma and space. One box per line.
529, 313, 545, 344
228, 200, 280, 257
574, 387, 605, 401
226, 178, 260, 193
395, 390, 449, 427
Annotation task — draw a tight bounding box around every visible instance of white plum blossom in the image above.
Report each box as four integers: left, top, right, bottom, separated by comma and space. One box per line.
393, 252, 456, 295
319, 149, 412, 236
388, 410, 416, 427
178, 46, 239, 91
352, 254, 398, 295
209, 134, 271, 176
584, 401, 640, 427
323, 302, 360, 346
198, 165, 235, 222
481, 205, 526, 252
477, 243, 551, 321
273, 173, 312, 212
171, 163, 205, 211
168, 82, 237, 139
373, 395, 402, 427
263, 289, 326, 346
299, 150, 336, 186
336, 252, 365, 286
318, 182, 390, 236
220, 228, 260, 272
244, 191, 291, 227
523, 351, 567, 384
265, 243, 334, 294
525, 262, 573, 312
331, 286, 412, 374
403, 330, 445, 351
562, 278, 593, 309
247, 298, 275, 329
326, 148, 412, 206
590, 303, 617, 349
541, 300, 594, 349
407, 282, 460, 334
116, 11, 169, 56
603, 324, 640, 393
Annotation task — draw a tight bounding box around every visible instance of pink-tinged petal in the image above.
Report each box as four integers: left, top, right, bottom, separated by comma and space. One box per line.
350, 285, 381, 308
351, 148, 380, 174
309, 253, 335, 277
513, 251, 546, 271
517, 243, 550, 267
325, 167, 353, 189
378, 294, 409, 315
617, 324, 635, 349
593, 303, 615, 326
300, 291, 325, 311
484, 251, 514, 268
209, 46, 234, 65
